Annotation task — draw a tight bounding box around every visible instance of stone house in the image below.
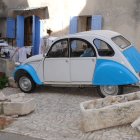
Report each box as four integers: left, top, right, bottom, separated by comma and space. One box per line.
0, 0, 140, 55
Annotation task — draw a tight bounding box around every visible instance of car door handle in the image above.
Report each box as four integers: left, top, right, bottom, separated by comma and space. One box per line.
92, 59, 95, 62
65, 60, 68, 63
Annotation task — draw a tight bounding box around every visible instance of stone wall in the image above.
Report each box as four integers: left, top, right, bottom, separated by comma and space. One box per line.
0, 58, 15, 77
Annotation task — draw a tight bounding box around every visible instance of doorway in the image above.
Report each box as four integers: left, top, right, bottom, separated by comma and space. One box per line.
24, 16, 32, 46
16, 15, 40, 55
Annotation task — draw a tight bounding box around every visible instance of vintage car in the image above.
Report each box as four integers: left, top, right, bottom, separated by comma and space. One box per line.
14, 30, 140, 97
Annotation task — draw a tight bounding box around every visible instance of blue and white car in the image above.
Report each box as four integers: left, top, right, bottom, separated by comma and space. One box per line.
14, 30, 140, 97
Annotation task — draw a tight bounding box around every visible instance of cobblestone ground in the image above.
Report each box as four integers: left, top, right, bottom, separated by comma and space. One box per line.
2, 86, 140, 140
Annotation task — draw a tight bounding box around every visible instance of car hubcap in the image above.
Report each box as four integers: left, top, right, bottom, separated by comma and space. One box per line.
100, 86, 118, 96
19, 76, 32, 92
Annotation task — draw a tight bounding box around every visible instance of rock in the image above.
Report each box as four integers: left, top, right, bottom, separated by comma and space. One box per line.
0, 115, 14, 129
3, 98, 36, 116
131, 117, 140, 129
102, 96, 113, 107
8, 77, 18, 88
0, 91, 7, 101
86, 99, 105, 109
137, 126, 140, 131
124, 93, 137, 101
0, 102, 3, 114
7, 93, 25, 102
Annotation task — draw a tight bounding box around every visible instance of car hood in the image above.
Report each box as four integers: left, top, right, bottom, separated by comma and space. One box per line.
23, 54, 44, 64
123, 46, 140, 73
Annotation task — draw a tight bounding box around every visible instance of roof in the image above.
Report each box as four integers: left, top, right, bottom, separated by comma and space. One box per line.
70, 30, 120, 38
57, 30, 120, 41
13, 6, 47, 11
50, 30, 121, 44
13, 6, 48, 19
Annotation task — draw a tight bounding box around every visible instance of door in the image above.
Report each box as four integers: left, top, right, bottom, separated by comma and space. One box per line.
44, 39, 70, 82
16, 16, 24, 47
32, 15, 40, 55
6, 18, 15, 38
70, 38, 96, 83
69, 16, 78, 34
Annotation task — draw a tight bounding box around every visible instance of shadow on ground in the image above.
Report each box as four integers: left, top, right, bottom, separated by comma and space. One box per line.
34, 85, 140, 98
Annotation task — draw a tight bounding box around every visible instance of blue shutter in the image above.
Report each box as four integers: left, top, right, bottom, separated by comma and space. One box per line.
16, 16, 24, 47
69, 16, 78, 34
39, 20, 43, 54
91, 15, 102, 30
32, 16, 40, 55
40, 20, 43, 39
6, 18, 15, 38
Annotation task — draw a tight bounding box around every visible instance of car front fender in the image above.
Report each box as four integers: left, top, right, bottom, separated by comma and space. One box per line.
93, 59, 139, 85
14, 64, 42, 85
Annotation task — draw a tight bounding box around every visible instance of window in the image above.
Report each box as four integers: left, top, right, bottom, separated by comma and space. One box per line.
93, 39, 114, 56
78, 16, 92, 32
112, 35, 131, 49
86, 17, 92, 31
47, 39, 68, 58
70, 39, 95, 57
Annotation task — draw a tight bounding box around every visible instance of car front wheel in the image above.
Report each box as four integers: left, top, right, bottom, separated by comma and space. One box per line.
17, 73, 36, 93
97, 85, 123, 98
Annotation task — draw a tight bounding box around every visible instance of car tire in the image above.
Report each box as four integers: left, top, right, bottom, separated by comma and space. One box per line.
97, 85, 123, 98
17, 73, 36, 93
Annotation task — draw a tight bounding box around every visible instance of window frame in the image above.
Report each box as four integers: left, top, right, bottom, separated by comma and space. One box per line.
46, 38, 69, 58
111, 35, 131, 49
93, 38, 115, 57
69, 38, 96, 58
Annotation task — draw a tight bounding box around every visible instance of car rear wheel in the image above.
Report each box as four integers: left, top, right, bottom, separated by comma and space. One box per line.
17, 73, 36, 93
97, 85, 123, 98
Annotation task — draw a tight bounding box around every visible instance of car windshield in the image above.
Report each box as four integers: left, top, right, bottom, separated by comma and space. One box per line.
111, 35, 131, 49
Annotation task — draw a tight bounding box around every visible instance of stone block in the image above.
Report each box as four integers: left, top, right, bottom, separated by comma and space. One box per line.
131, 117, 140, 129
7, 93, 25, 101
8, 77, 18, 88
0, 58, 15, 77
0, 116, 14, 129
80, 92, 140, 132
0, 91, 8, 101
3, 98, 35, 116
0, 102, 3, 114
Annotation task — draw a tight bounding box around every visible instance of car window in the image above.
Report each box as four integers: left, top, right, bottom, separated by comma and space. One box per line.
112, 35, 131, 49
93, 39, 114, 56
70, 39, 95, 57
47, 39, 68, 58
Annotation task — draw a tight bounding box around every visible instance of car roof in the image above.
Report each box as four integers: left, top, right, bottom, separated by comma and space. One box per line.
56, 30, 121, 41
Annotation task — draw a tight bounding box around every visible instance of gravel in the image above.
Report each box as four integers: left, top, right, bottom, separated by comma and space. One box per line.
1, 86, 140, 140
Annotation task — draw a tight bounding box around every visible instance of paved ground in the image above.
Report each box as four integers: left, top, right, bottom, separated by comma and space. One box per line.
1, 86, 140, 140
0, 132, 43, 140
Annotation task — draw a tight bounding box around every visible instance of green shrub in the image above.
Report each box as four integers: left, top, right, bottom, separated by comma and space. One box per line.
0, 75, 8, 89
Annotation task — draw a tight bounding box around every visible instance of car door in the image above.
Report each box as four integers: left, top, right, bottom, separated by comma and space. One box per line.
44, 39, 70, 82
70, 38, 97, 83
